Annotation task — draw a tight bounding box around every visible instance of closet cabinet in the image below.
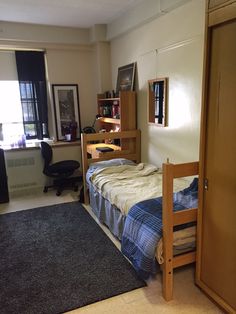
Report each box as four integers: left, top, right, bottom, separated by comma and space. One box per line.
196, 1, 236, 313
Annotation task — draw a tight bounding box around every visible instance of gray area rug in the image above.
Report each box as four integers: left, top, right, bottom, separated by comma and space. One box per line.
0, 202, 146, 314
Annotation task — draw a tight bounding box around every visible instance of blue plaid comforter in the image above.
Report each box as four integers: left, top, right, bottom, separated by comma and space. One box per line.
121, 178, 198, 280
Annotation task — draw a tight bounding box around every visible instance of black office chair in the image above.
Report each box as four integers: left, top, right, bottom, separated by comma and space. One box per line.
40, 141, 81, 196
82, 114, 102, 135
82, 126, 96, 134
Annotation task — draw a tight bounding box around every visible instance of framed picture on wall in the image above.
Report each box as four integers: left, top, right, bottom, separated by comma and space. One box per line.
148, 78, 168, 127
52, 84, 81, 141
116, 62, 136, 93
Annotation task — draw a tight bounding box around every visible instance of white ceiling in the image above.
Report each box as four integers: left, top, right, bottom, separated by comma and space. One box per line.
0, 0, 144, 28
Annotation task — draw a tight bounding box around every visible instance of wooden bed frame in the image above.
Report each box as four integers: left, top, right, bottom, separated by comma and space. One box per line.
81, 130, 199, 301
162, 161, 198, 300
81, 130, 141, 204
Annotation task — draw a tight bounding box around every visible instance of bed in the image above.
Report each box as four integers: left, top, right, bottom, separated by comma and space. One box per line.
81, 130, 199, 301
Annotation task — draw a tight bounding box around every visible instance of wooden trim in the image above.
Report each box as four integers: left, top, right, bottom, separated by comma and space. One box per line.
88, 152, 137, 163
208, 0, 236, 11
172, 162, 199, 178
173, 208, 197, 226
173, 252, 196, 269
197, 3, 236, 311
98, 97, 119, 101
195, 279, 235, 313
196, 0, 211, 284
81, 133, 89, 204
99, 117, 120, 124
82, 129, 138, 142
208, 1, 236, 26
136, 129, 141, 163
162, 163, 174, 301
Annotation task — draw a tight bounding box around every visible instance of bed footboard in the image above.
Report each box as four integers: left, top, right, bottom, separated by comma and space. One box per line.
162, 161, 199, 301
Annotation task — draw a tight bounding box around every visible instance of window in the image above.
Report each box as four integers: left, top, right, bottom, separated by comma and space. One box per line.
15, 51, 49, 140
0, 80, 24, 145
19, 81, 48, 139
20, 82, 37, 137
0, 50, 49, 146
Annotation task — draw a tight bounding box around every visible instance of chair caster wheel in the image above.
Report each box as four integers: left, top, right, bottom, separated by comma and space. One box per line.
56, 191, 61, 196
43, 187, 48, 193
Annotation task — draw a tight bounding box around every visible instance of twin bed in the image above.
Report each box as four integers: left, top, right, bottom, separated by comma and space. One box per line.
81, 130, 198, 301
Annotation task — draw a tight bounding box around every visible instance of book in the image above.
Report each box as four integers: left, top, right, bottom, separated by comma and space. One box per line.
96, 146, 114, 152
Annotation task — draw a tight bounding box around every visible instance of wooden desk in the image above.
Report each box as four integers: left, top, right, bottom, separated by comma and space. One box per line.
86, 143, 121, 159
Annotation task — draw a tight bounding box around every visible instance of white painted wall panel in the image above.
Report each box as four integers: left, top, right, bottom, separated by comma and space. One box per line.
110, 0, 205, 166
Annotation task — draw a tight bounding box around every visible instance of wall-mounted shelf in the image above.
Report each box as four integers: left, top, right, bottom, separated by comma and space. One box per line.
97, 91, 136, 132
98, 97, 119, 102
100, 117, 120, 124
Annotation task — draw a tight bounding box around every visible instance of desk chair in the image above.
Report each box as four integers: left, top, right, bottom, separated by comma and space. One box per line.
40, 141, 81, 196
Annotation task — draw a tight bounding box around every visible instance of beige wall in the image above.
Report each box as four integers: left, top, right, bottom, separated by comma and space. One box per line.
110, 0, 205, 166
0, 51, 17, 80
0, 24, 99, 193
0, 48, 98, 135
45, 47, 97, 134
0, 21, 100, 135
0, 21, 90, 45
0, 0, 206, 193
93, 42, 112, 93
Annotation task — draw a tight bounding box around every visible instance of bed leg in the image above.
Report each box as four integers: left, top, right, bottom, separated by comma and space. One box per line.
83, 186, 89, 205
162, 259, 173, 301
162, 162, 174, 301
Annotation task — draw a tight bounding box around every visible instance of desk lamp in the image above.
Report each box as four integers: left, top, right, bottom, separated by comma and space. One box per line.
82, 114, 102, 134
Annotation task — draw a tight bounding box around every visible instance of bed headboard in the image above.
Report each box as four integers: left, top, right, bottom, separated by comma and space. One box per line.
81, 129, 141, 204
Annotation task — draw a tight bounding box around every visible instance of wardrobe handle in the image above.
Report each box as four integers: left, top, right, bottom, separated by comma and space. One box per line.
216, 74, 221, 127
204, 178, 208, 190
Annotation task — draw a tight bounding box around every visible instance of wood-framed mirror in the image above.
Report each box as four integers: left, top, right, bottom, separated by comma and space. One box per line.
148, 78, 167, 127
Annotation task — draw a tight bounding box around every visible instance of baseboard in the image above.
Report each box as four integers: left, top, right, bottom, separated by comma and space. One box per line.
9, 186, 44, 198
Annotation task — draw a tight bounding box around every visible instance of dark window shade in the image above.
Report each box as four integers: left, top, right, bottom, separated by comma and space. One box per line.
15, 51, 46, 81
15, 51, 49, 140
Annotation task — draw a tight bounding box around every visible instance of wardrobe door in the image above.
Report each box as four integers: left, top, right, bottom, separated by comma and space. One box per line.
197, 18, 236, 312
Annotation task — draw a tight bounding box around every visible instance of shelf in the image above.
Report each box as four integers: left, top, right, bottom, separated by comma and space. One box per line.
98, 97, 119, 101
97, 91, 136, 132
100, 117, 120, 124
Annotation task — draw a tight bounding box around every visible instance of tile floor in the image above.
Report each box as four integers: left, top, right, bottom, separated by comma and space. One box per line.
0, 188, 223, 314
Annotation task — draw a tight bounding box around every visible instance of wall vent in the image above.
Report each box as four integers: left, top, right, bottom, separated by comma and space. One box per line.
7, 157, 35, 168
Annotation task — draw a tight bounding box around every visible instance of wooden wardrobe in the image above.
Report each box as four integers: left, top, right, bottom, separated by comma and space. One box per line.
196, 1, 236, 313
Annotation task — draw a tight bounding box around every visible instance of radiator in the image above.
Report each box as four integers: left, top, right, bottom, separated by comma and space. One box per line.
7, 157, 35, 168
5, 154, 44, 192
